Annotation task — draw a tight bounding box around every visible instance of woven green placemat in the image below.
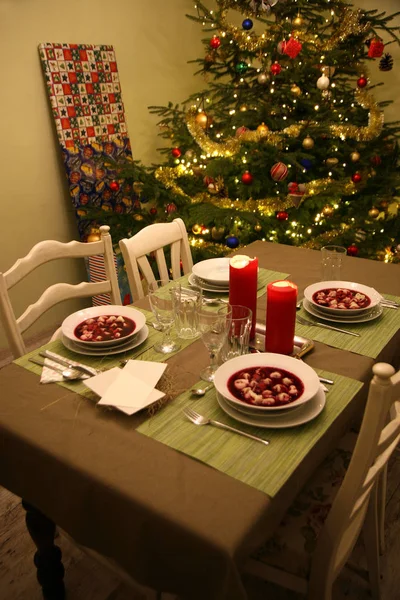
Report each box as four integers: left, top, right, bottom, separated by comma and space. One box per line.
295, 294, 400, 359
137, 371, 363, 498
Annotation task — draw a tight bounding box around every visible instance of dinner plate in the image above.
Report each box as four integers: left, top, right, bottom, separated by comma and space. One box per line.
192, 258, 230, 285
216, 387, 326, 429
188, 273, 229, 293
304, 281, 381, 315
223, 395, 302, 417
61, 325, 149, 356
303, 298, 383, 324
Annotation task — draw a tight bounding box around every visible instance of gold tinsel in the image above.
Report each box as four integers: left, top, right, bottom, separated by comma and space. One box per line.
324, 9, 370, 51
302, 229, 343, 249
329, 89, 384, 142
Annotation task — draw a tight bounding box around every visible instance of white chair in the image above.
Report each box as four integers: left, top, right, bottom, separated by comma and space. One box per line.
0, 225, 121, 358
119, 218, 193, 300
244, 362, 400, 600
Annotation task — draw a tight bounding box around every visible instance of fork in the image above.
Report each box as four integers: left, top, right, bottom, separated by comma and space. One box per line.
297, 315, 360, 337
183, 407, 270, 446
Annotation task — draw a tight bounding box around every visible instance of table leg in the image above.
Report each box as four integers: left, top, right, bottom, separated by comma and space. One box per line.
22, 500, 65, 600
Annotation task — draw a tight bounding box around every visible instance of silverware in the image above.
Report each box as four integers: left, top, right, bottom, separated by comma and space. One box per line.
29, 358, 85, 381
191, 384, 214, 397
318, 376, 334, 385
297, 315, 360, 337
39, 351, 99, 376
296, 299, 303, 310
183, 407, 270, 446
381, 301, 398, 310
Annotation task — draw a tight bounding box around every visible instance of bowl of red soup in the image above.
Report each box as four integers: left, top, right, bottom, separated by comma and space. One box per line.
214, 353, 320, 412
61, 306, 146, 346
304, 281, 381, 315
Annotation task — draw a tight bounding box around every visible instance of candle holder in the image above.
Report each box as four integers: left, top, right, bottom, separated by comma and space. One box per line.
265, 280, 298, 355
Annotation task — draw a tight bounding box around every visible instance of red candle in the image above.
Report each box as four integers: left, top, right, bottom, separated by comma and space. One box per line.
229, 255, 258, 339
265, 280, 298, 355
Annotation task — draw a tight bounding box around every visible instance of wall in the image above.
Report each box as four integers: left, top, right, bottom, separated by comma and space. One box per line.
0, 0, 399, 349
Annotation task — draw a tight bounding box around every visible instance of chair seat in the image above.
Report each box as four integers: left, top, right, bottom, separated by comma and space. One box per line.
251, 431, 356, 579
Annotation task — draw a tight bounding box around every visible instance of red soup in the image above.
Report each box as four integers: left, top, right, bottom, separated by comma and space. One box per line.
228, 366, 304, 407
74, 315, 136, 342
312, 287, 371, 310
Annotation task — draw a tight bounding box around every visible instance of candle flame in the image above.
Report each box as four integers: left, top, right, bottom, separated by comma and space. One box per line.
272, 281, 297, 288
230, 255, 256, 268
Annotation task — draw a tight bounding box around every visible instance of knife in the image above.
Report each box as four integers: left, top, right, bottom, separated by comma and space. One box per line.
39, 351, 99, 376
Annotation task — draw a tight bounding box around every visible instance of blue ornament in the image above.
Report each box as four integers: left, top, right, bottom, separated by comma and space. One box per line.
242, 18, 253, 30
226, 235, 240, 249
140, 195, 149, 204
300, 158, 313, 170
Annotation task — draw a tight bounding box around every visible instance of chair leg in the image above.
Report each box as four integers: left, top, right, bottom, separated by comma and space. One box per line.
377, 465, 387, 555
363, 488, 381, 600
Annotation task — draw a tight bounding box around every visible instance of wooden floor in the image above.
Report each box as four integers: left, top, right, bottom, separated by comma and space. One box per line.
1, 450, 400, 599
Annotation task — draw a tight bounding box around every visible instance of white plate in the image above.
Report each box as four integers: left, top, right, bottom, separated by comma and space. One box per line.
62, 305, 147, 347
213, 352, 320, 412
192, 258, 230, 285
224, 395, 302, 417
188, 273, 229, 293
61, 325, 149, 356
216, 387, 326, 428
303, 298, 383, 324
304, 281, 381, 315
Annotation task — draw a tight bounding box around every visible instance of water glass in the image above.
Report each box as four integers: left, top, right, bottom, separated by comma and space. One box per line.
172, 285, 202, 340
321, 245, 347, 281
148, 280, 181, 354
197, 303, 232, 382
220, 305, 252, 362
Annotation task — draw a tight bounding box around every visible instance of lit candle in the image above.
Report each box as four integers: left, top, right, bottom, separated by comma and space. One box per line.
229, 255, 258, 339
265, 280, 298, 355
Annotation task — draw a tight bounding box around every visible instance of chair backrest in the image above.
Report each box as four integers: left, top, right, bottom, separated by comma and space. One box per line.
311, 362, 400, 588
119, 218, 193, 300
0, 225, 121, 358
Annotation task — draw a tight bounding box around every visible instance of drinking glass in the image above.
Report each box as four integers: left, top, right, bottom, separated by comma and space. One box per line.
220, 305, 252, 362
148, 280, 181, 354
172, 285, 202, 340
197, 303, 232, 382
321, 245, 347, 280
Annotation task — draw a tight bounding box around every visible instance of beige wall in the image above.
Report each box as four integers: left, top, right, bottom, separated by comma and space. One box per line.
0, 0, 399, 349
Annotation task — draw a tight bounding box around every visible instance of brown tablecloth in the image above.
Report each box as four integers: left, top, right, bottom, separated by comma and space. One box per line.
0, 241, 399, 600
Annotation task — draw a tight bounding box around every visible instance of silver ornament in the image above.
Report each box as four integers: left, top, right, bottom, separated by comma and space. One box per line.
257, 72, 268, 84
317, 75, 330, 90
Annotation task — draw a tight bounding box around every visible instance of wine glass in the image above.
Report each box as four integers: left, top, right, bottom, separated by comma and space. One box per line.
197, 303, 232, 382
148, 280, 181, 354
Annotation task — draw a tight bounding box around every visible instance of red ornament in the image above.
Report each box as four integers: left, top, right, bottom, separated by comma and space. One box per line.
368, 38, 384, 58
371, 155, 382, 166
150, 207, 157, 216
283, 36, 302, 59
166, 203, 177, 214
270, 162, 288, 181
203, 175, 214, 186
270, 62, 282, 76
352, 172, 362, 183
347, 244, 359, 257
109, 181, 120, 192
171, 147, 182, 158
276, 211, 289, 221
210, 36, 221, 49
241, 171, 253, 185
235, 126, 249, 137
357, 76, 368, 89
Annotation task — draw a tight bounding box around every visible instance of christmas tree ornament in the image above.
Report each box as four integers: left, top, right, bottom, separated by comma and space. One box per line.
270, 62, 282, 76
242, 18, 253, 30
204, 53, 216, 65
235, 125, 249, 137
270, 162, 288, 181
379, 53, 394, 72
276, 211, 289, 221
226, 235, 240, 249
192, 166, 202, 176
239, 104, 248, 112
86, 228, 101, 243
109, 181, 120, 192
355, 229, 367, 242
351, 172, 362, 183
236, 61, 249, 74
396, 244, 400, 254
192, 224, 203, 235
368, 207, 380, 218
195, 112, 208, 128
300, 158, 313, 170
370, 169, 377, 177
347, 244, 359, 257
283, 37, 302, 59
133, 214, 144, 222
132, 181, 144, 194
241, 171, 254, 185
367, 38, 384, 58
322, 205, 334, 217
133, 199, 141, 211
357, 76, 368, 88
350, 151, 360, 162
254, 223, 262, 232
371, 155, 382, 166
203, 175, 214, 186
257, 72, 269, 84
293, 14, 303, 26
165, 202, 177, 214
256, 122, 269, 136
171, 147, 182, 158
277, 41, 286, 55
290, 84, 301, 96
140, 195, 149, 204
207, 183, 218, 194
210, 36, 221, 49
185, 149, 194, 159
325, 157, 339, 167
380, 200, 389, 208
302, 136, 315, 150
150, 207, 158, 216
211, 226, 225, 240
321, 65, 336, 77
316, 74, 330, 90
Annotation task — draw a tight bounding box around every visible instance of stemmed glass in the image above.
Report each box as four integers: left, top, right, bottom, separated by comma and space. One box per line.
197, 303, 232, 382
148, 280, 181, 354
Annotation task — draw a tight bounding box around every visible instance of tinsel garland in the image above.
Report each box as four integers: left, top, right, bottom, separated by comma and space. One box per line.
330, 89, 384, 142
301, 229, 344, 249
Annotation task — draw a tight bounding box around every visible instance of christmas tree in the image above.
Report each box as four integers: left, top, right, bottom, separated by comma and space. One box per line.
94, 0, 400, 263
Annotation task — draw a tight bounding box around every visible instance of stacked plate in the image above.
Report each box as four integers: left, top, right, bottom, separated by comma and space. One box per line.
61, 305, 149, 356
189, 258, 230, 292
303, 281, 383, 324
213, 353, 325, 429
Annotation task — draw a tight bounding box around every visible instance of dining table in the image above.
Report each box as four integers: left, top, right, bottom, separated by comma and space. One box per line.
0, 240, 399, 600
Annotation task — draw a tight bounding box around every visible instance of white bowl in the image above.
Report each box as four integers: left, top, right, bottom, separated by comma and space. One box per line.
213, 353, 320, 412
304, 281, 381, 315
61, 305, 146, 347
192, 258, 230, 285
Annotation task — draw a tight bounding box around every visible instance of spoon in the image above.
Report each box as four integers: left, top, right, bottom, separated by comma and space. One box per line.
191, 383, 213, 396
29, 358, 84, 381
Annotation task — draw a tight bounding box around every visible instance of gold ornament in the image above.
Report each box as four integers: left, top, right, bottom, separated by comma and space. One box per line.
302, 136, 315, 150
350, 151, 360, 162
325, 157, 339, 167
256, 123, 269, 137
192, 224, 203, 235
368, 207, 380, 218
207, 183, 219, 195
291, 84, 301, 96
380, 200, 389, 208
86, 228, 101, 243
257, 73, 269, 85
133, 214, 144, 221
239, 104, 248, 112
293, 14, 303, 27
133, 181, 144, 194
254, 223, 262, 232
211, 226, 226, 240
322, 205, 334, 217
192, 166, 202, 176
195, 112, 208, 129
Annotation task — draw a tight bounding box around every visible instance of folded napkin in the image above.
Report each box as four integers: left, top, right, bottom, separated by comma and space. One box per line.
40, 350, 97, 384
84, 360, 167, 416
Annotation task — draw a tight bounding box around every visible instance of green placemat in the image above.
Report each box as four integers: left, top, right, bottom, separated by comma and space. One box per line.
137, 371, 363, 498
295, 294, 400, 359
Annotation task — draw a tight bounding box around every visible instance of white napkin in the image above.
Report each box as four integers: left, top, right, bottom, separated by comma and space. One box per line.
39, 350, 96, 384
84, 360, 167, 416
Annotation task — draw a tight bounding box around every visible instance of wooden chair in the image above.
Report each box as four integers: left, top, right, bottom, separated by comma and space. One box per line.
0, 225, 121, 358
119, 218, 193, 300
244, 362, 400, 600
